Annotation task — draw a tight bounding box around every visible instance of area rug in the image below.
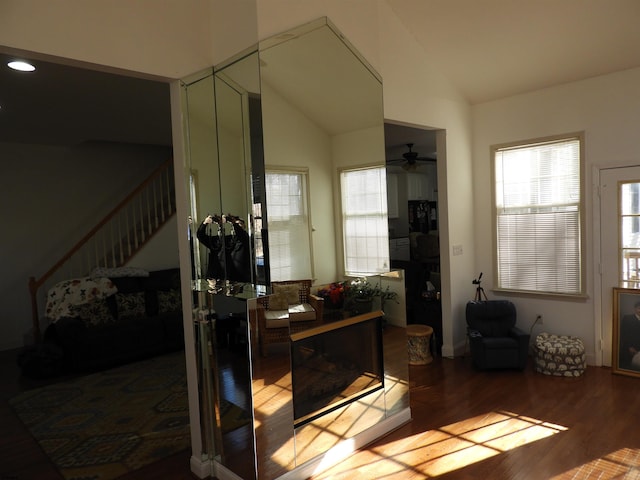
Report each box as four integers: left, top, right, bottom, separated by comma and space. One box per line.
9, 352, 191, 480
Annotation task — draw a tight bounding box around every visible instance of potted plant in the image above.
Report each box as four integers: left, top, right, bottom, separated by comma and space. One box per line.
345, 277, 382, 315
379, 285, 399, 313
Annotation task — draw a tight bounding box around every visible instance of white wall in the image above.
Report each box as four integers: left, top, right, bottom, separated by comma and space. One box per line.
0, 0, 215, 80
375, 1, 474, 356
472, 67, 640, 365
127, 216, 180, 271
0, 141, 172, 351
261, 82, 337, 283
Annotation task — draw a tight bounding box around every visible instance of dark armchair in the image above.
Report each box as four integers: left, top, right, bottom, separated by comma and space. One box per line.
466, 300, 529, 370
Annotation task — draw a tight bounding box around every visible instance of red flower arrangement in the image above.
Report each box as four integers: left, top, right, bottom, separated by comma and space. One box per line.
317, 281, 348, 308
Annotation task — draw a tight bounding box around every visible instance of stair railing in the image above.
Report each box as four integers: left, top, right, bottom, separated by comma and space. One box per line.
28, 158, 176, 342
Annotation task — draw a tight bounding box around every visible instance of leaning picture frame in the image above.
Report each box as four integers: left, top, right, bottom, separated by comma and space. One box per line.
613, 287, 640, 378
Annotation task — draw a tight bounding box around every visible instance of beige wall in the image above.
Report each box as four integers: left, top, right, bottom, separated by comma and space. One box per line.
473, 67, 640, 366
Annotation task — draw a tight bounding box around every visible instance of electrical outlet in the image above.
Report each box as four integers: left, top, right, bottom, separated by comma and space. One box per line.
536, 314, 543, 325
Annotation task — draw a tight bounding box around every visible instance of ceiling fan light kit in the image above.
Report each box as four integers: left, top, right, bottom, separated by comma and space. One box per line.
387, 143, 436, 170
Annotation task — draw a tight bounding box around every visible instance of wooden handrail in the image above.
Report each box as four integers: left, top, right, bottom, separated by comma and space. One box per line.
29, 158, 175, 342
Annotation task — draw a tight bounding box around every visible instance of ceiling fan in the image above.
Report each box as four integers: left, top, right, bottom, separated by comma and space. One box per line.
387, 143, 436, 171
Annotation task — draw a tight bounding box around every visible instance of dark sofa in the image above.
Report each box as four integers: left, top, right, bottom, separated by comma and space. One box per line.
43, 268, 184, 373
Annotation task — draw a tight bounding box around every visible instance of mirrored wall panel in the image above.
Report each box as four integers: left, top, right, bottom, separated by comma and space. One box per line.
181, 48, 264, 480
247, 17, 410, 479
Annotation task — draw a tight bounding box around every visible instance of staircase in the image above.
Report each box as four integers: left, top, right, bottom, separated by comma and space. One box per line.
29, 159, 177, 342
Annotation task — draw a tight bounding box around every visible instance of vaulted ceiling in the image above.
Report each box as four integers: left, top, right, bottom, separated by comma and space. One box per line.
1, 1, 640, 155
387, 0, 640, 105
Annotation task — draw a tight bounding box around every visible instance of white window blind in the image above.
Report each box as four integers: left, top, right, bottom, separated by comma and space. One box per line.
265, 171, 312, 281
341, 167, 389, 276
494, 136, 582, 295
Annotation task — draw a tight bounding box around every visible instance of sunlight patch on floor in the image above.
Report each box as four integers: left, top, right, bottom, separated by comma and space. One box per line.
311, 410, 567, 479
552, 447, 640, 479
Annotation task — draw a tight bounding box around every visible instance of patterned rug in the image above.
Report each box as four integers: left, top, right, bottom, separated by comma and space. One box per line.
9, 352, 191, 480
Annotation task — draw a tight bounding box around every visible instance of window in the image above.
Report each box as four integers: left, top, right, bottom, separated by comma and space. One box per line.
621, 182, 640, 287
341, 167, 389, 276
493, 134, 583, 295
265, 170, 312, 281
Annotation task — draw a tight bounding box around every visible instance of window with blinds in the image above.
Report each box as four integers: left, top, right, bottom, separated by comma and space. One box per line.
341, 167, 390, 276
265, 170, 313, 281
493, 134, 584, 295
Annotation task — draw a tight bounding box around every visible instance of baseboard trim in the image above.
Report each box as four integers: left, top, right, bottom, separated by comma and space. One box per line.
190, 454, 212, 479
213, 460, 245, 480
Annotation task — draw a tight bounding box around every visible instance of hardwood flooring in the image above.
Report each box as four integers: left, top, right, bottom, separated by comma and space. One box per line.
3, 344, 640, 479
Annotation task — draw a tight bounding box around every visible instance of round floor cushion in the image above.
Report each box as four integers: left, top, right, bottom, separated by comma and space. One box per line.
534, 332, 586, 377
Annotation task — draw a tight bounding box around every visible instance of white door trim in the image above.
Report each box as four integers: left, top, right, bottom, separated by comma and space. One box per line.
592, 164, 604, 366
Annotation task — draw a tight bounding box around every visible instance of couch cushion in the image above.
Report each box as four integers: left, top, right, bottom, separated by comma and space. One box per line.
145, 268, 181, 291
482, 337, 518, 349
264, 309, 289, 328
289, 303, 316, 322
157, 289, 182, 314
91, 266, 149, 278
116, 292, 146, 318
68, 299, 116, 327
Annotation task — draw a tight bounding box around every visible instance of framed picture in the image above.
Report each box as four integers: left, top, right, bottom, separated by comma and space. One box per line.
613, 287, 640, 377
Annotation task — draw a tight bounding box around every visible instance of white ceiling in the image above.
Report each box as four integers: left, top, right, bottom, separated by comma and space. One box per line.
387, 0, 640, 105
0, 52, 172, 147
2, 1, 640, 156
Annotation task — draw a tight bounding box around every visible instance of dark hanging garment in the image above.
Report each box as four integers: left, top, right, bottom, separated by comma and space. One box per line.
196, 223, 225, 280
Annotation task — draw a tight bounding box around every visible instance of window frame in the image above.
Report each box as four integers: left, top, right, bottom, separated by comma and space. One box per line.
265, 166, 314, 282
491, 132, 586, 297
340, 165, 390, 277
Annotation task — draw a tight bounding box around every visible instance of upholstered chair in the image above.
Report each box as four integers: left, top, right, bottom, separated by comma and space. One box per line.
256, 279, 324, 356
465, 300, 529, 370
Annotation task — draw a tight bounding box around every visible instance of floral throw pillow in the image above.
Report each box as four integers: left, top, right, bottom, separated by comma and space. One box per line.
158, 289, 182, 314
46, 277, 117, 321
69, 299, 116, 327
116, 292, 146, 318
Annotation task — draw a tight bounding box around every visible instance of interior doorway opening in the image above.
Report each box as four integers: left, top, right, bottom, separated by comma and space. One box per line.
384, 121, 443, 354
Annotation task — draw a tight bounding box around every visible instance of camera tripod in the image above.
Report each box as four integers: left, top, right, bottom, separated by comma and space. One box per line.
473, 272, 487, 301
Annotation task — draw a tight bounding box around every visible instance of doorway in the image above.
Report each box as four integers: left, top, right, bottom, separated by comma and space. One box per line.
384, 122, 442, 351
599, 165, 640, 367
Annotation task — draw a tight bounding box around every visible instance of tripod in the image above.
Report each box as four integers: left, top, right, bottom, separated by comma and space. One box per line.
473, 273, 487, 301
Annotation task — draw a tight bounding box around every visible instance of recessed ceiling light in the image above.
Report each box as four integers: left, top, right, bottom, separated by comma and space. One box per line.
8, 60, 35, 72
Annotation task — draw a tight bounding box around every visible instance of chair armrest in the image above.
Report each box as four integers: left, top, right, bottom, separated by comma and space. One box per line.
467, 328, 485, 349
509, 326, 530, 370
509, 326, 530, 342
308, 294, 324, 318
467, 328, 483, 339
256, 302, 267, 333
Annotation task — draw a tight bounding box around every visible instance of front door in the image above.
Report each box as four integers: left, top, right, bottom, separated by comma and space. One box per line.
599, 165, 640, 366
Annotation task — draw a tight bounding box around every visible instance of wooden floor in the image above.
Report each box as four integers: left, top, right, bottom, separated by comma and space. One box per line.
4, 345, 640, 479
